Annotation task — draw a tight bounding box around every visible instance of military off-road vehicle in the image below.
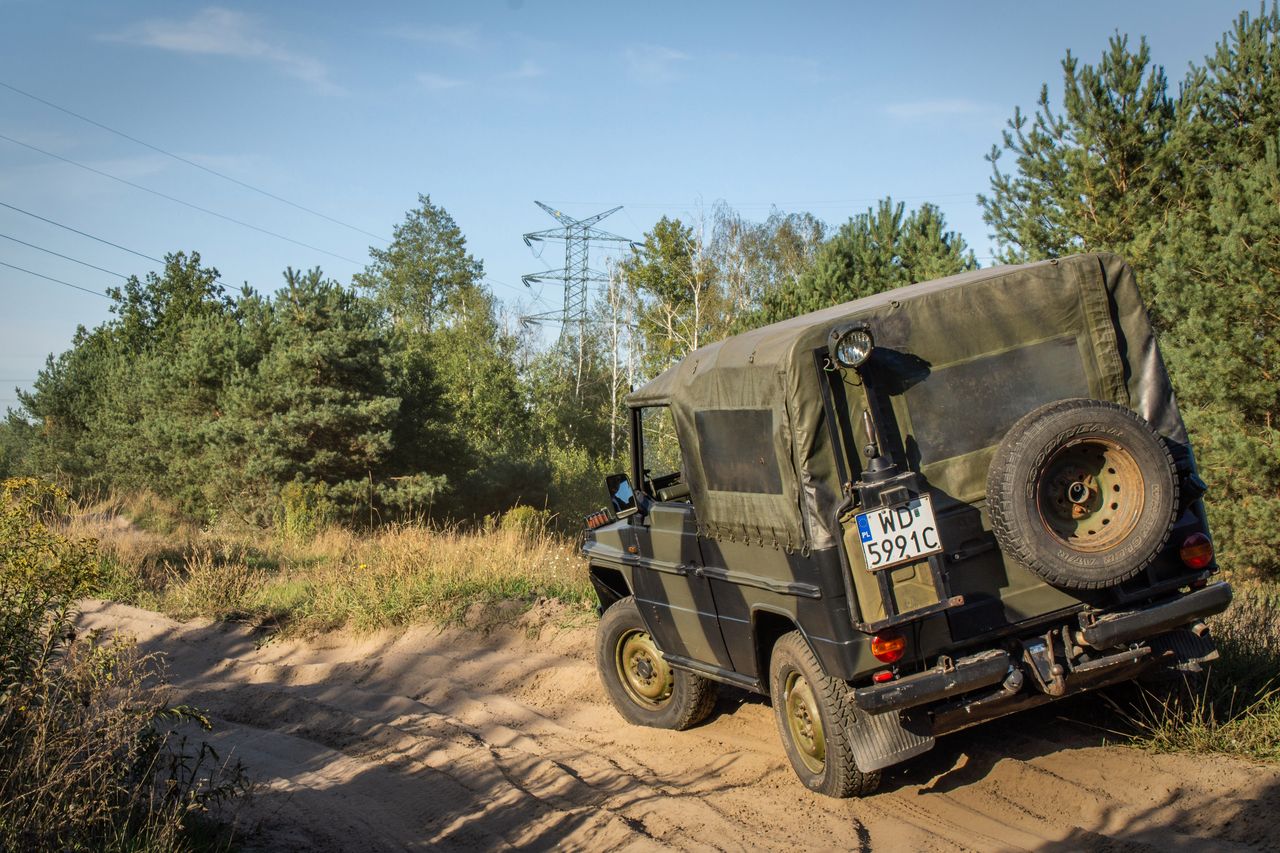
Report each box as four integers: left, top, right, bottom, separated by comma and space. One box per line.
582, 253, 1231, 797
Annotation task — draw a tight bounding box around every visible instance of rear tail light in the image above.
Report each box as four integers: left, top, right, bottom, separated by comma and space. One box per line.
871, 632, 906, 664
1180, 532, 1214, 570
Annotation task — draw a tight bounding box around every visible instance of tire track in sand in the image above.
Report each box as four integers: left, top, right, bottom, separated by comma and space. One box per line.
78, 600, 1280, 852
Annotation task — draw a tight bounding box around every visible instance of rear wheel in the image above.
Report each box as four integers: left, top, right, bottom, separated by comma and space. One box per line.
769, 631, 880, 798
596, 596, 716, 730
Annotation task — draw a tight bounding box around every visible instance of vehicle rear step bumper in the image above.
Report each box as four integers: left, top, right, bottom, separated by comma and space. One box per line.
1079, 582, 1232, 649
853, 649, 1011, 715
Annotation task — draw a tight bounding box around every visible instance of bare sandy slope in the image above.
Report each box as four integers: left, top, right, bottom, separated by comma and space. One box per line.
79, 600, 1280, 852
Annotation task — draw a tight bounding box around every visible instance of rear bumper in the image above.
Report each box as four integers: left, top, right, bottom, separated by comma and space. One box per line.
1079, 582, 1232, 649
854, 649, 1012, 715
854, 583, 1232, 717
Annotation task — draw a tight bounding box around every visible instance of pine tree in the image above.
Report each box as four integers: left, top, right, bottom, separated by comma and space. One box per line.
1154, 6, 1280, 575
979, 34, 1176, 279
214, 269, 401, 523
752, 199, 975, 326
354, 194, 483, 335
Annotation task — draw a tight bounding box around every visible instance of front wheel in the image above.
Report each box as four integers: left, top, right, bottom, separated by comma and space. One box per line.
769, 631, 880, 798
595, 596, 716, 730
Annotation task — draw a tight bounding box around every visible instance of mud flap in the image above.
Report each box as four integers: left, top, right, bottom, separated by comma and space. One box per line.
1147, 627, 1220, 674
846, 700, 935, 773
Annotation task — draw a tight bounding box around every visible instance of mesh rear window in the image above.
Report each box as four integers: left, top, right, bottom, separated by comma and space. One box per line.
695, 409, 784, 494
906, 335, 1089, 463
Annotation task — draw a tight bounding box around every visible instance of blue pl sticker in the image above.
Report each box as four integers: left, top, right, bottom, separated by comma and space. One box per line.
856, 514, 873, 543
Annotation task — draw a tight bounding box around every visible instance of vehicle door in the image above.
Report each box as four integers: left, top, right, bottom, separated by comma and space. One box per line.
630, 405, 733, 671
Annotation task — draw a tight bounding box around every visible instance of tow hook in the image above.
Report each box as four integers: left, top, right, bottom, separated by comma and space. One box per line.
1021, 631, 1067, 696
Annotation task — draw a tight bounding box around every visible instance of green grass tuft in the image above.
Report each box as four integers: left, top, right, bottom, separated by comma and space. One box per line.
1121, 581, 1280, 762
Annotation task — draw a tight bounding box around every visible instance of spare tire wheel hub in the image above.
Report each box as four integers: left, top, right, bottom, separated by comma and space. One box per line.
1039, 438, 1145, 553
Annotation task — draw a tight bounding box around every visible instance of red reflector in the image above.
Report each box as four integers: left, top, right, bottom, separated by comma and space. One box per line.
871, 633, 906, 664
872, 670, 894, 683
1180, 533, 1214, 570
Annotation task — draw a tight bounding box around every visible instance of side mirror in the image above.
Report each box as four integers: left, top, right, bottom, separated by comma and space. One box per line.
605, 473, 639, 518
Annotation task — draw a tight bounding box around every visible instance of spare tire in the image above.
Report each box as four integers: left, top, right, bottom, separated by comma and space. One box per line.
987, 398, 1177, 590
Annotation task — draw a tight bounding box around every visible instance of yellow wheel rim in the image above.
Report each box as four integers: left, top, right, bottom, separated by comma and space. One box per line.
615, 628, 674, 709
783, 671, 826, 774
1038, 438, 1146, 553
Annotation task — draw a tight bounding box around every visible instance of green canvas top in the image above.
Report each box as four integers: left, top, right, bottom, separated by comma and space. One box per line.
628, 254, 1186, 552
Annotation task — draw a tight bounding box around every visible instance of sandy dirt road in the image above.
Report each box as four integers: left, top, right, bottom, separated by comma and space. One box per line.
79, 599, 1279, 852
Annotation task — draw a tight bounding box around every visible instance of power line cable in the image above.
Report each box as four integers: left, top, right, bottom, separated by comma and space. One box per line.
546, 193, 983, 208
0, 80, 389, 244
0, 133, 365, 266
0, 232, 128, 278
0, 259, 111, 298
0, 200, 163, 264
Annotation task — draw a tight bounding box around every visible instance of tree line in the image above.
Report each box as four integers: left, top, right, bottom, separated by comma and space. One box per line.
1, 6, 1276, 576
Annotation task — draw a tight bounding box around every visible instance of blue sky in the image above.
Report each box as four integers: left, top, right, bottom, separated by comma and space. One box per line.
0, 1, 1257, 408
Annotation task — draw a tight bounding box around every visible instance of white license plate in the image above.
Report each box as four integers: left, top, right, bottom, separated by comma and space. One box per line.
855, 495, 943, 571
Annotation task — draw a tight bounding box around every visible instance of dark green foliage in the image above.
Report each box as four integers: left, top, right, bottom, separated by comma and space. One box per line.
354, 193, 483, 334
357, 195, 535, 518
0, 413, 35, 480
1154, 7, 1280, 576
979, 34, 1176, 275
753, 199, 976, 326
214, 267, 401, 522
621, 216, 723, 374
14, 252, 448, 526
982, 5, 1280, 576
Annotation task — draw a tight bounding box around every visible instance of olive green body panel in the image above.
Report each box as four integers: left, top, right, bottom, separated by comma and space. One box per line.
586, 525, 882, 685
630, 503, 733, 669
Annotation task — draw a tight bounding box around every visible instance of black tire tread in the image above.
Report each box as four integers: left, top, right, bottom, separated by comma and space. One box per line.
987, 398, 1177, 590
596, 596, 718, 731
679, 677, 719, 730
770, 631, 880, 798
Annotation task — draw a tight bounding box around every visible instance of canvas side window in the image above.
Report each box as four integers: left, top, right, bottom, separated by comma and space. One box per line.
695, 409, 784, 494
639, 406, 683, 483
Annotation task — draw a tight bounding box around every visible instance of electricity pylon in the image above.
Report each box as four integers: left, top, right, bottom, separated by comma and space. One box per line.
521, 201, 634, 342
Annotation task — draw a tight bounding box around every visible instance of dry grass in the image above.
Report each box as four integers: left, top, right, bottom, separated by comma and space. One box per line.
1120, 579, 1280, 762
1, 479, 248, 851
70, 494, 595, 637
63, 491, 1280, 764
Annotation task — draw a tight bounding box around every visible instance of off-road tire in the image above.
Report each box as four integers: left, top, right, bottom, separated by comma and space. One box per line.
987, 398, 1177, 590
768, 631, 881, 798
596, 596, 717, 730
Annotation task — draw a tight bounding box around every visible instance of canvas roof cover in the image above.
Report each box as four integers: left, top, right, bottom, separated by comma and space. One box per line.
628, 253, 1187, 552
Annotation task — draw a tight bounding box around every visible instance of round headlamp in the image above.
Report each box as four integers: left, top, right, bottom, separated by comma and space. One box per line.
833, 326, 874, 368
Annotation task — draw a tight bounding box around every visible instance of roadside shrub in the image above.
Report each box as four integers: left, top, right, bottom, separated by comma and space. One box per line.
544, 444, 617, 528
276, 479, 335, 540
0, 477, 247, 851
500, 505, 552, 536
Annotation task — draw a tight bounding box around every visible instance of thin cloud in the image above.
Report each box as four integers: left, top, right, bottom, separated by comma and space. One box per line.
502, 60, 545, 80
101, 7, 340, 94
390, 24, 481, 50
624, 44, 689, 83
417, 72, 465, 91
884, 98, 987, 120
